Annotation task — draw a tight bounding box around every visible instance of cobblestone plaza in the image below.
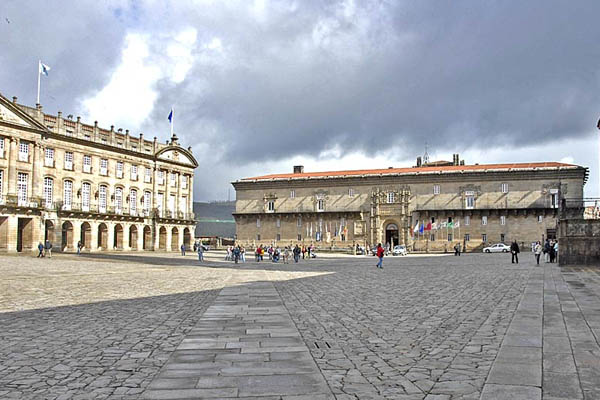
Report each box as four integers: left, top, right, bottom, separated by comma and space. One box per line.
1, 252, 599, 399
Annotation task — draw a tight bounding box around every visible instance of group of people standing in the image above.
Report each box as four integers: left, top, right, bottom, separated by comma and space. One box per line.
36, 240, 53, 258
533, 239, 559, 264
253, 244, 315, 263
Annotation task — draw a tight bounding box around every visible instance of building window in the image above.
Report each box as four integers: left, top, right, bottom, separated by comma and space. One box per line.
180, 196, 187, 215
44, 148, 54, 167
349, 188, 355, 197
500, 216, 506, 225
387, 192, 395, 203
500, 233, 505, 243
464, 233, 470, 242
130, 165, 138, 181
276, 218, 281, 228
168, 194, 175, 215
257, 234, 261, 241
550, 190, 559, 208
538, 215, 543, 223
145, 167, 152, 183
465, 191, 474, 209
0, 170, 3, 200
433, 184, 440, 195
501, 183, 509, 193
43, 177, 53, 208
18, 142, 29, 162
156, 193, 163, 216
482, 234, 487, 243
63, 180, 72, 210
448, 233, 453, 242
82, 182, 91, 211
182, 175, 188, 189
290, 190, 295, 198
83, 155, 91, 173
100, 159, 108, 176
465, 215, 470, 226
0, 137, 4, 158
115, 187, 123, 214
170, 172, 177, 187
482, 216, 487, 225
430, 234, 435, 241
116, 161, 123, 178
267, 200, 275, 212
17, 172, 28, 206
276, 233, 281, 241
317, 199, 325, 211
157, 170, 164, 185
144, 191, 151, 215
130, 189, 137, 214
99, 185, 107, 213
297, 216, 302, 227
256, 218, 261, 228
64, 151, 73, 170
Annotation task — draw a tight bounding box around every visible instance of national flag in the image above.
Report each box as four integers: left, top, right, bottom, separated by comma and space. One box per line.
413, 221, 419, 233
454, 221, 460, 228
167, 108, 174, 123
432, 222, 438, 230
39, 61, 51, 76
425, 222, 432, 231
448, 222, 454, 228
419, 221, 424, 234
440, 222, 447, 228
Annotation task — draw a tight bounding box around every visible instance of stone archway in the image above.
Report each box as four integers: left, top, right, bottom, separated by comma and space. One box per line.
81, 222, 92, 250
143, 225, 152, 250
171, 227, 179, 251
159, 226, 167, 250
114, 224, 124, 250
61, 221, 73, 251
97, 223, 108, 250
385, 222, 399, 248
129, 225, 138, 250
45, 220, 55, 243
183, 227, 191, 250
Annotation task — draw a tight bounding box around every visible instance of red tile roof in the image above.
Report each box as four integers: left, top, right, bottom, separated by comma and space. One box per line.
240, 162, 581, 181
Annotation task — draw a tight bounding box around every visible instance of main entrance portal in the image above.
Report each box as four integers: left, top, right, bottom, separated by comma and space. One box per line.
385, 223, 399, 248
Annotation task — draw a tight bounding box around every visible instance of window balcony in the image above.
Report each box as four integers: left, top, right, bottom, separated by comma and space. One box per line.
64, 161, 73, 171
116, 170, 123, 178
44, 159, 55, 168
83, 164, 92, 173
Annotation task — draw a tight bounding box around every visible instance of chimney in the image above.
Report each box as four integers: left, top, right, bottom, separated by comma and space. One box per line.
12, 96, 17, 104
416, 157, 422, 167
293, 165, 304, 174
460, 160, 465, 166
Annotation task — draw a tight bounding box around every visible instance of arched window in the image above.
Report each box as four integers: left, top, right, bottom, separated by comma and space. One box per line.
99, 185, 107, 213
63, 180, 73, 210
44, 177, 53, 208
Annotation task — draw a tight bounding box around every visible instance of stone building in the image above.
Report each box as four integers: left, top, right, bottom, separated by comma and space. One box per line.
232, 157, 587, 252
0, 93, 197, 253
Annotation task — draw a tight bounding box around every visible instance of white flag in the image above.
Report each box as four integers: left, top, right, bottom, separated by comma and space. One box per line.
39, 61, 51, 76
413, 220, 419, 233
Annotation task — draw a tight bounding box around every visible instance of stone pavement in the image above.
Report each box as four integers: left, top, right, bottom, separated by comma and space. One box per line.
0, 252, 599, 399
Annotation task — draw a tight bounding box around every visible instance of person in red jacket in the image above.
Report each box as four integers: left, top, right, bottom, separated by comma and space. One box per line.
376, 243, 384, 269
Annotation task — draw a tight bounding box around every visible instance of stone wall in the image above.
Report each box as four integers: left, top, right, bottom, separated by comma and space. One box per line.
559, 219, 600, 265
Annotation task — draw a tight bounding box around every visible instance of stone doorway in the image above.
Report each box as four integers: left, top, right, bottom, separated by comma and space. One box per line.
17, 218, 33, 252
62, 221, 73, 251
171, 227, 179, 251
114, 224, 123, 250
385, 223, 399, 248
183, 227, 191, 250
97, 223, 108, 249
45, 220, 55, 243
143, 226, 152, 250
159, 226, 167, 250
129, 225, 138, 250
81, 222, 91, 250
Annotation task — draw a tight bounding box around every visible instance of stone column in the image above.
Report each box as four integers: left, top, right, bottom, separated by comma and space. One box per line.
106, 222, 114, 251
188, 175, 194, 216
5, 215, 18, 252
137, 224, 144, 251
165, 226, 172, 252
73, 222, 82, 252
89, 221, 98, 252
7, 138, 17, 195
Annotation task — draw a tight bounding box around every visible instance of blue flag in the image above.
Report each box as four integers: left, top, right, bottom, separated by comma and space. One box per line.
419, 221, 424, 234
167, 108, 173, 123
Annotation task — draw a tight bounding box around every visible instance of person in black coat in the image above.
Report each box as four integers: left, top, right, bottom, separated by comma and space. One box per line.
510, 240, 520, 264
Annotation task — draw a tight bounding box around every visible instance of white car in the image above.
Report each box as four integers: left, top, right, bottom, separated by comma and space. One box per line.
483, 243, 510, 253
392, 245, 408, 256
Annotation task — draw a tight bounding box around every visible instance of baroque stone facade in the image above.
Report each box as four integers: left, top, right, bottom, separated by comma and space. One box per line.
232, 160, 587, 252
0, 93, 197, 253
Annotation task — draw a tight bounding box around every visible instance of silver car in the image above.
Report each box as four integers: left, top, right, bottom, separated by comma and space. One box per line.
392, 245, 408, 256
483, 243, 510, 253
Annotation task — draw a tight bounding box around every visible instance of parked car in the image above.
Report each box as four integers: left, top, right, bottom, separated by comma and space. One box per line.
483, 243, 510, 253
392, 245, 408, 256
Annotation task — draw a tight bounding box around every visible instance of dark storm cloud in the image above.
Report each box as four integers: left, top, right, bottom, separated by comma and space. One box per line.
0, 0, 128, 114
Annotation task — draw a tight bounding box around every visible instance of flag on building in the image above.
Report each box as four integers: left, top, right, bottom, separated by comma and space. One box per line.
39, 61, 51, 76
425, 222, 432, 231
419, 221, 424, 234
440, 221, 447, 228
413, 221, 419, 234
454, 221, 460, 228
448, 222, 454, 228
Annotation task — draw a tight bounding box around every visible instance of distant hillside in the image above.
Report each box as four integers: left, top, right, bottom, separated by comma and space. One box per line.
193, 201, 235, 238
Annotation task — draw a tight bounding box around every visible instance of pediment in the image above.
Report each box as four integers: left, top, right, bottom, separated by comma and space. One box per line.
156, 146, 198, 167
0, 94, 47, 131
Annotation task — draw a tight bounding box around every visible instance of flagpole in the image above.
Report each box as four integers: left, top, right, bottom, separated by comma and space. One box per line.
37, 60, 41, 105
170, 106, 174, 136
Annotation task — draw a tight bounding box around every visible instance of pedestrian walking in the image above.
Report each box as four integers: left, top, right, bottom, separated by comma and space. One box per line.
197, 244, 204, 262
534, 241, 542, 265
44, 239, 52, 258
544, 239, 551, 262
181, 243, 186, 256
240, 246, 245, 262
454, 243, 461, 256
376, 243, 384, 269
37, 242, 44, 258
77, 241, 82, 255
293, 244, 301, 263
510, 240, 520, 264
302, 245, 306, 259
553, 241, 559, 263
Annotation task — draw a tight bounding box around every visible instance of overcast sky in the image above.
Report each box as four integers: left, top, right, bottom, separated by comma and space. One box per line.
1, 0, 599, 200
